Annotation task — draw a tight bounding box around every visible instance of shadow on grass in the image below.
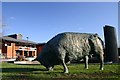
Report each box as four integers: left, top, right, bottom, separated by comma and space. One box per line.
1, 68, 64, 79
1, 68, 48, 73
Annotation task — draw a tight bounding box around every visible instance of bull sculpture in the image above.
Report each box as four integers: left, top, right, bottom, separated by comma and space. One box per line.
36, 32, 104, 73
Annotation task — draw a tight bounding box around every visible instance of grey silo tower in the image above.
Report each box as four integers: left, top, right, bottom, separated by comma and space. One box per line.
103, 25, 119, 63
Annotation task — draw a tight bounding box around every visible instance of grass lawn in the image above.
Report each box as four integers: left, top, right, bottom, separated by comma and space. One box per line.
1, 62, 120, 80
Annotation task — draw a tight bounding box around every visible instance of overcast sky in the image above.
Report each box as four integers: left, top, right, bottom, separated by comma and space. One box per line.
2, 2, 119, 45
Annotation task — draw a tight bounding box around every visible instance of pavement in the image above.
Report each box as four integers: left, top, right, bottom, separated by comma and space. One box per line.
14, 61, 40, 64
0, 58, 40, 64
0, 58, 16, 62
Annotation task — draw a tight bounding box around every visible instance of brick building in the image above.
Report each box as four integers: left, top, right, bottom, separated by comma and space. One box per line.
36, 43, 45, 56
0, 34, 45, 59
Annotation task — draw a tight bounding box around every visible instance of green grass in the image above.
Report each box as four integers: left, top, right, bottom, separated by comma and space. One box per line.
1, 62, 120, 80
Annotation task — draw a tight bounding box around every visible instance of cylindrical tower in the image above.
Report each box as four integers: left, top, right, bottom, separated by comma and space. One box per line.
103, 25, 119, 63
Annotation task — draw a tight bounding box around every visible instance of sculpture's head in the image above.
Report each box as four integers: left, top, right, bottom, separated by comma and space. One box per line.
36, 51, 52, 70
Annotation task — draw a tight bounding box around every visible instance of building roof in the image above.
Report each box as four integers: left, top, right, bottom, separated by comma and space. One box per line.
37, 43, 46, 46
1, 36, 37, 45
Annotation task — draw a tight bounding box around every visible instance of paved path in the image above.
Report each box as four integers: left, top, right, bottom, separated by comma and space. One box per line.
14, 61, 40, 64
1, 59, 40, 64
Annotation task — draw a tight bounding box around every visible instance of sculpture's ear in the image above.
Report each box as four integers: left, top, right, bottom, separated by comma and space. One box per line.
89, 35, 93, 39
95, 33, 98, 36
93, 33, 98, 37
89, 33, 98, 39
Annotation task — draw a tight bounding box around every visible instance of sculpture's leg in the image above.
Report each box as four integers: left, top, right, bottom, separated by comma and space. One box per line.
48, 66, 53, 71
84, 56, 89, 69
61, 59, 68, 73
99, 54, 104, 70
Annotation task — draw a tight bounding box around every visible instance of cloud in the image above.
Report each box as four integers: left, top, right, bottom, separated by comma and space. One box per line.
78, 27, 83, 30
9, 17, 16, 20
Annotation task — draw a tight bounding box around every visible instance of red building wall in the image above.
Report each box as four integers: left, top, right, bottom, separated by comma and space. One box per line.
36, 44, 45, 56
2, 44, 7, 58
11, 43, 16, 58
3, 43, 16, 58
7, 46, 12, 58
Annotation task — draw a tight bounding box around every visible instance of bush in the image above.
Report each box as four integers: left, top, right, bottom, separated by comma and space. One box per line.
15, 55, 27, 61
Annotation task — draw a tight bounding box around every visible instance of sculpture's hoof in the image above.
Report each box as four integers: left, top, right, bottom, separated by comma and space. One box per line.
64, 71, 68, 73
50, 69, 53, 71
100, 68, 104, 70
64, 70, 69, 73
48, 67, 53, 71
85, 67, 88, 69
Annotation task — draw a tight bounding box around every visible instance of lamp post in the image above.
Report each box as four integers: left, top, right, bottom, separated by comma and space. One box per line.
26, 37, 28, 44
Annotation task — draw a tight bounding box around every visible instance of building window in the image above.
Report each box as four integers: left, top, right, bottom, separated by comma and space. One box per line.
16, 50, 22, 55
24, 51, 28, 57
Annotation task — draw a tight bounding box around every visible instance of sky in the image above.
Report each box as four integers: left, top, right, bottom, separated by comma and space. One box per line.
2, 2, 119, 46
